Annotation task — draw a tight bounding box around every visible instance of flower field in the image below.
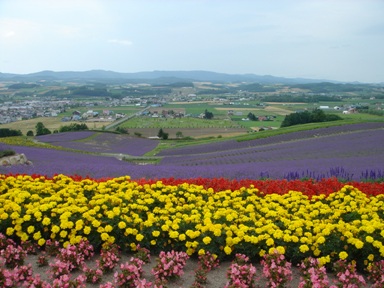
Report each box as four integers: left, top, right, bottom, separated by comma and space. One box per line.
1, 174, 383, 266
0, 174, 384, 286
0, 122, 384, 286
0, 122, 383, 181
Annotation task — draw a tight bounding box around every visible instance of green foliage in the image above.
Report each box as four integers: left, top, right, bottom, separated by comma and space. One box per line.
263, 94, 340, 103
0, 128, 22, 138
204, 109, 214, 119
115, 126, 129, 134
0, 149, 16, 158
280, 109, 342, 128
158, 128, 169, 140
59, 123, 89, 133
26, 130, 34, 137
8, 83, 39, 89
35, 122, 52, 136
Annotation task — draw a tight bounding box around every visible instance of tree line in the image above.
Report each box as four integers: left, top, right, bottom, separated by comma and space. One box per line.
280, 109, 342, 128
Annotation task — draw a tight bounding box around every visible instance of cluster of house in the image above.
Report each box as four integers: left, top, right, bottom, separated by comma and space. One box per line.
0, 100, 71, 124
61, 109, 124, 122
139, 109, 185, 118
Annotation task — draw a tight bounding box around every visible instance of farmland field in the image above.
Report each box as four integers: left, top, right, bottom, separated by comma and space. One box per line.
1, 122, 383, 181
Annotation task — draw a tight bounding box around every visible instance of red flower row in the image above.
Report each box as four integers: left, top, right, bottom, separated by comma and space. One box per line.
4, 173, 384, 198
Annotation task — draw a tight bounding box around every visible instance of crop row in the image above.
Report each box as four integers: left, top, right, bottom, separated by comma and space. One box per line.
0, 174, 383, 272
158, 122, 384, 156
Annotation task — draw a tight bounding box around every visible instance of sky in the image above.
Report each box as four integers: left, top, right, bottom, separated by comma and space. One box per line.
0, 0, 383, 83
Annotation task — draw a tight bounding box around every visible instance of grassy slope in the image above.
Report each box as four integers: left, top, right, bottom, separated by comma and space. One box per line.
145, 116, 384, 156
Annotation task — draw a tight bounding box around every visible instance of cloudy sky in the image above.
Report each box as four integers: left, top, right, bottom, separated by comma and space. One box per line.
1, 0, 383, 83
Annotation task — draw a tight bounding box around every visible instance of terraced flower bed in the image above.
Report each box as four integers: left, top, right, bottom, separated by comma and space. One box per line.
1, 122, 382, 181
0, 174, 383, 272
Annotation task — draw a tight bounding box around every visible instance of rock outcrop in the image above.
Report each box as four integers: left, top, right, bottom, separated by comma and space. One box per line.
1, 153, 32, 166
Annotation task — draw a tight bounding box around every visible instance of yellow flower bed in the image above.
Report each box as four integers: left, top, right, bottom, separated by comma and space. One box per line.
0, 174, 383, 269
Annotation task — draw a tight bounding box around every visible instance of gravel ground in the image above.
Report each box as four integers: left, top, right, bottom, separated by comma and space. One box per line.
24, 252, 374, 287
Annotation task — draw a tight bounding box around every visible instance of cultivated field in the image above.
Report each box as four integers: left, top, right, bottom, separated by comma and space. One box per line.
1, 122, 383, 181
0, 117, 113, 135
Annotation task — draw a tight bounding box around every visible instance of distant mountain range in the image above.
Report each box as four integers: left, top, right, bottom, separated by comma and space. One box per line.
0, 70, 342, 85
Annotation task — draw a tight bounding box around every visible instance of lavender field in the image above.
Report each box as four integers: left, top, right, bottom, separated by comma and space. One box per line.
1, 123, 383, 181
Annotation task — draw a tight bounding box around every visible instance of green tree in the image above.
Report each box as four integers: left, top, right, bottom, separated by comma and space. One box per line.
26, 130, 34, 137
0, 128, 22, 137
204, 109, 214, 119
158, 128, 169, 140
35, 122, 51, 136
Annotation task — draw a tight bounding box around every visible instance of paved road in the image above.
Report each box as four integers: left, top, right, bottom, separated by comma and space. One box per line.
104, 106, 150, 130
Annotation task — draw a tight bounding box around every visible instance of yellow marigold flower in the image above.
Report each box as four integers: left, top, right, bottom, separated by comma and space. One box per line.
266, 238, 274, 246
354, 240, 364, 249
213, 228, 222, 237
268, 247, 276, 254
152, 230, 160, 237
21, 233, 29, 242
299, 244, 309, 253
169, 231, 179, 239
318, 255, 331, 266
27, 226, 35, 234
316, 236, 326, 245
6, 227, 14, 236
83, 226, 91, 235
224, 246, 232, 255
38, 238, 46, 246
339, 251, 348, 260
51, 225, 60, 233
23, 214, 31, 221
198, 249, 205, 255
66, 221, 74, 229
186, 248, 194, 255
276, 246, 285, 255
259, 249, 266, 257
42, 217, 51, 226
368, 254, 374, 261
10, 212, 19, 219
179, 234, 186, 241
136, 233, 144, 242
366, 236, 374, 243
291, 235, 299, 243
33, 210, 42, 217
60, 230, 68, 238
1, 213, 8, 220
118, 221, 126, 229
108, 236, 115, 244
203, 236, 212, 245
75, 219, 83, 229
314, 248, 321, 256
33, 231, 42, 240
92, 220, 101, 228
161, 224, 169, 231
105, 225, 113, 233
226, 214, 234, 222
151, 240, 156, 245
101, 233, 109, 241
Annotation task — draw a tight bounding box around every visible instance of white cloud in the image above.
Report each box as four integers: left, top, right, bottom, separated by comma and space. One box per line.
108, 39, 133, 46
3, 31, 15, 38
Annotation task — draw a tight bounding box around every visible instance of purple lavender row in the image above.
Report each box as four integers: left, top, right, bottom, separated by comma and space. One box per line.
157, 122, 384, 156
1, 144, 382, 181
36, 131, 96, 142
36, 132, 159, 156
160, 129, 384, 166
